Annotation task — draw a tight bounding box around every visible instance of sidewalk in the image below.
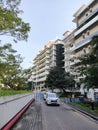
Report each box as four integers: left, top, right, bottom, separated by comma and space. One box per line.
67, 103, 98, 122
61, 97, 98, 122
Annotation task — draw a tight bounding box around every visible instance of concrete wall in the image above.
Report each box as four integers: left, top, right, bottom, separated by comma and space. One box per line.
0, 93, 34, 129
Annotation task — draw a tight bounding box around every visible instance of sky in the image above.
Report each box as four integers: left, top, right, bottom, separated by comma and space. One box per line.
9, 0, 89, 69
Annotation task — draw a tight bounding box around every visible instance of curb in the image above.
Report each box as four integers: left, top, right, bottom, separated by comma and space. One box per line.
1, 98, 35, 130
68, 103, 98, 121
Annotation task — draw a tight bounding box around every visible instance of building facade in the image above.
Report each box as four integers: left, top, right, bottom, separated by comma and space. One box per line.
32, 0, 98, 91
62, 0, 98, 85
62, 30, 75, 73
32, 39, 64, 90
72, 0, 98, 82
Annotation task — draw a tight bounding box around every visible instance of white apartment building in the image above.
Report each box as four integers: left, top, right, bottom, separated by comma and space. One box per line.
72, 0, 98, 82
62, 30, 75, 73
63, 0, 98, 83
32, 0, 98, 91
32, 39, 64, 90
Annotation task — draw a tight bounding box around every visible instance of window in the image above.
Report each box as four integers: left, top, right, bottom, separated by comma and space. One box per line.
70, 44, 73, 47
83, 34, 85, 39
87, 31, 90, 35
90, 8, 92, 13
83, 49, 86, 54
85, 13, 88, 16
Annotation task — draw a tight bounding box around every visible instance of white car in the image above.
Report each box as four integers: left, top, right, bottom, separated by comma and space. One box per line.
45, 92, 60, 105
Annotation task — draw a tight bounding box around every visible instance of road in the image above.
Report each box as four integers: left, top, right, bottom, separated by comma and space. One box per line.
12, 100, 98, 130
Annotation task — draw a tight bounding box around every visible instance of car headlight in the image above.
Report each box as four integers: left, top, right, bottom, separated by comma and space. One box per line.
47, 99, 51, 102
48, 99, 51, 102
57, 99, 60, 103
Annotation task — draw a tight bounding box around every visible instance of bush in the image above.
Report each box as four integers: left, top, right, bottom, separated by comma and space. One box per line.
0, 89, 32, 96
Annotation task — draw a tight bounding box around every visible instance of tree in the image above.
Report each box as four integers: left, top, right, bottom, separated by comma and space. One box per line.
0, 0, 30, 41
0, 43, 22, 89
0, 43, 18, 87
0, 43, 33, 90
45, 67, 75, 92
65, 72, 75, 90
0, 0, 31, 89
78, 35, 98, 88
85, 64, 98, 88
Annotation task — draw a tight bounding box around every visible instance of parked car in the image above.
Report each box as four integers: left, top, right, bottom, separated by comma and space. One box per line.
43, 91, 51, 100
45, 92, 60, 105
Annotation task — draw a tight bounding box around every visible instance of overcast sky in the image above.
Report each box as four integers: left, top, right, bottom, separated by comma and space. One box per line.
11, 0, 89, 68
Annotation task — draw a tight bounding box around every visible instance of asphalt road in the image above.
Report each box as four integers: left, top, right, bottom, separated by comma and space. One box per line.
12, 99, 98, 130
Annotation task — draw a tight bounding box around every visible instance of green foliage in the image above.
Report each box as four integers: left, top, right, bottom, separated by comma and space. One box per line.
0, 43, 33, 90
65, 72, 75, 89
45, 67, 65, 91
45, 67, 75, 92
28, 81, 33, 90
85, 63, 98, 88
0, 89, 32, 96
0, 0, 32, 90
71, 102, 98, 115
78, 35, 98, 88
0, 0, 30, 41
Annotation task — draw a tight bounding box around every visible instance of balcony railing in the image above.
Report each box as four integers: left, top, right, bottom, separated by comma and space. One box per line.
75, 31, 98, 50
78, 8, 98, 27
75, 15, 98, 36
37, 77, 46, 82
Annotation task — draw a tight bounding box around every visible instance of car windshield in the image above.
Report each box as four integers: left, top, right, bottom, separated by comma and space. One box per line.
48, 93, 57, 98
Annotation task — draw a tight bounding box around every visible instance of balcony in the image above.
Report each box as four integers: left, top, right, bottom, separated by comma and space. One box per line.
39, 57, 46, 64
38, 77, 46, 82
70, 61, 75, 66
64, 42, 71, 47
38, 72, 46, 77
70, 54, 75, 60
70, 59, 80, 66
78, 8, 98, 27
74, 59, 80, 63
38, 68, 45, 73
64, 49, 70, 54
46, 50, 50, 54
70, 71, 78, 75
70, 46, 75, 52
46, 60, 50, 64
46, 55, 50, 59
75, 15, 98, 36
75, 31, 98, 50
45, 66, 50, 69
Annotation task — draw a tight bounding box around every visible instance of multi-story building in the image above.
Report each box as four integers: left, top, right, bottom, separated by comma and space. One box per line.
32, 0, 98, 91
63, 0, 98, 83
32, 39, 64, 90
62, 0, 98, 92
72, 0, 98, 82
62, 30, 75, 74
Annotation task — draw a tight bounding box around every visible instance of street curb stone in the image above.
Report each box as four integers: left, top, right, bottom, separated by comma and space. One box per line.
68, 103, 98, 121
